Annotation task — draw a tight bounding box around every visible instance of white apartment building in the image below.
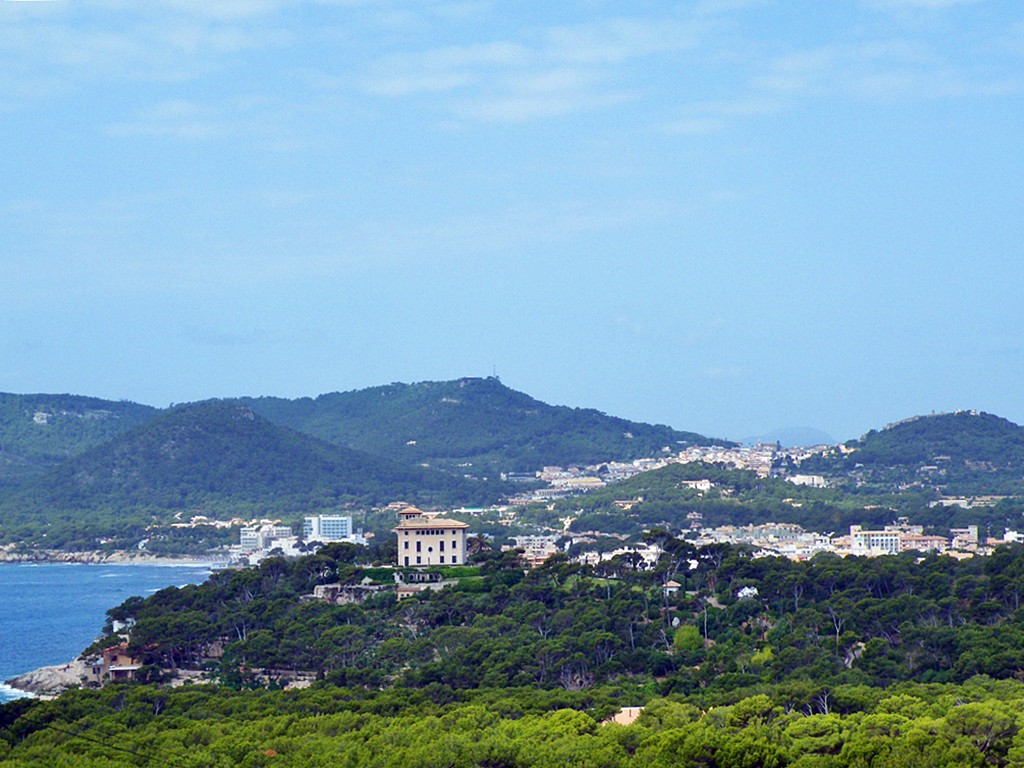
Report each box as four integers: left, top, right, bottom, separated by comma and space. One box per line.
849, 522, 948, 557
508, 535, 560, 567
239, 523, 293, 552
849, 525, 904, 556
303, 514, 353, 542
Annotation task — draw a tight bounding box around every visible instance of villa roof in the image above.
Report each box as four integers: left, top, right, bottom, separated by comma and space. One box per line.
394, 517, 469, 531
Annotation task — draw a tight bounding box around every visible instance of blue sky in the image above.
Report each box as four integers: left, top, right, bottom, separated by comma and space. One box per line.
1, 0, 1022, 443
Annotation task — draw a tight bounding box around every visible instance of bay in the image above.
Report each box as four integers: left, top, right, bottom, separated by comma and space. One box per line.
0, 562, 212, 703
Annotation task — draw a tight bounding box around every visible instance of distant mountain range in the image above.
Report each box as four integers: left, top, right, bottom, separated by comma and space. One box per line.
0, 378, 726, 484
0, 400, 492, 519
0, 379, 728, 536
3, 381, 1024, 544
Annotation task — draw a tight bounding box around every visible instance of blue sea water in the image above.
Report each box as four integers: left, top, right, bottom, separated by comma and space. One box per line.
0, 562, 212, 703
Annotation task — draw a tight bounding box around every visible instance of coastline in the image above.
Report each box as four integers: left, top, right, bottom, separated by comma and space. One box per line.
1, 560, 222, 704
0, 549, 225, 567
4, 659, 93, 699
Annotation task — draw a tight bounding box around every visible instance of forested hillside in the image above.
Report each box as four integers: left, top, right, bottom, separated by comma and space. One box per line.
7, 677, 1024, 767
531, 461, 1024, 538
0, 379, 728, 487
10, 543, 1024, 765
87, 540, 1024, 693
801, 411, 1024, 495
241, 377, 728, 476
0, 401, 505, 547
0, 394, 156, 484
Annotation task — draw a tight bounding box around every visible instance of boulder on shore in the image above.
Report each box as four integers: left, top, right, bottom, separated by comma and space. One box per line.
5, 659, 93, 697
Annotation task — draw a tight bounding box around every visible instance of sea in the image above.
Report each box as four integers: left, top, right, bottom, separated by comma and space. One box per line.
0, 562, 213, 703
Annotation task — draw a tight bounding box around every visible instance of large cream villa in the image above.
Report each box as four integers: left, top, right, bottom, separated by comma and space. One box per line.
394, 506, 469, 567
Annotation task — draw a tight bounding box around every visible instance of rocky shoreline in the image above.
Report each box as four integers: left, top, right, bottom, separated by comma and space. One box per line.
0, 548, 225, 566
4, 659, 92, 698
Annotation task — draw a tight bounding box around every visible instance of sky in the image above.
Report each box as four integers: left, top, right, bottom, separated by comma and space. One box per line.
1, 0, 1022, 444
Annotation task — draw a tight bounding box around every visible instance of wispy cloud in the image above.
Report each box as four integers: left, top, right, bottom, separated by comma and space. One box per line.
757, 38, 1022, 101
660, 21, 1022, 137
0, 2, 291, 91
864, 0, 984, 9
362, 16, 702, 122
93, 0, 291, 21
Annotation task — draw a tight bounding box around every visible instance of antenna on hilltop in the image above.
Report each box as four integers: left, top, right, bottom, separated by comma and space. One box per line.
492, 364, 500, 382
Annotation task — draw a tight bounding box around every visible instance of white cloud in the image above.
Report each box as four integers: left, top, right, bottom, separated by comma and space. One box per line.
361, 16, 701, 122
102, 95, 319, 149
364, 41, 527, 96
756, 39, 1022, 101
0, 0, 293, 92
93, 0, 291, 20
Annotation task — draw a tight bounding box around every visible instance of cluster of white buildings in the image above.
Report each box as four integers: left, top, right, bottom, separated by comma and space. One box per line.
506, 443, 837, 506
231, 514, 367, 564
503, 534, 562, 567
694, 523, 834, 560
686, 520, 1007, 561
844, 522, 982, 557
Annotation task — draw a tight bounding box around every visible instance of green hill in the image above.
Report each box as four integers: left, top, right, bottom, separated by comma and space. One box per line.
242, 377, 728, 476
0, 393, 157, 483
0, 400, 504, 533
800, 410, 1024, 495
0, 380, 727, 484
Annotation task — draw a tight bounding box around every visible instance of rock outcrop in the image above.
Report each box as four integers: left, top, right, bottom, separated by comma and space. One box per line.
5, 659, 93, 697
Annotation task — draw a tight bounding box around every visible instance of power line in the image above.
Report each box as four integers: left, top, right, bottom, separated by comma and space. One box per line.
42, 721, 193, 768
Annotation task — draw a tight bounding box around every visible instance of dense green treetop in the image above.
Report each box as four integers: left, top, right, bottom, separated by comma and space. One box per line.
8, 678, 1024, 767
